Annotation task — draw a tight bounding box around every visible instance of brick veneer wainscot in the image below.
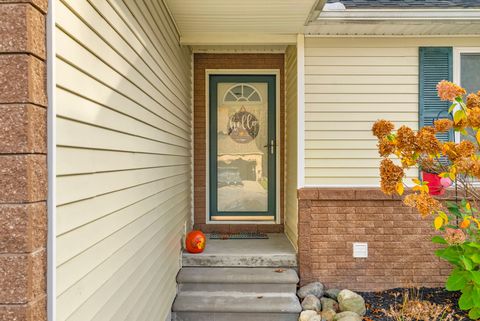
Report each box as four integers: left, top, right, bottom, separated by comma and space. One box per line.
193, 53, 285, 233
297, 188, 451, 291
0, 1, 48, 320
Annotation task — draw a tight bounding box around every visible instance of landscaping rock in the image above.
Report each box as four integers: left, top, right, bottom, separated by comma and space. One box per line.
337, 290, 366, 316
325, 288, 341, 300
297, 282, 325, 299
333, 311, 362, 321
321, 308, 336, 321
302, 294, 321, 311
320, 297, 339, 312
299, 310, 318, 321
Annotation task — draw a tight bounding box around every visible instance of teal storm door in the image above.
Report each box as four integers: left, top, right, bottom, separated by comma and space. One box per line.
209, 75, 276, 221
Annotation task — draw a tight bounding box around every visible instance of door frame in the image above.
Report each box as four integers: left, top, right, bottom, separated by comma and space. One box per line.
205, 69, 281, 224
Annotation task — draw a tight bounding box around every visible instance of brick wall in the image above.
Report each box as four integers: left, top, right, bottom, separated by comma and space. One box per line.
298, 188, 451, 291
0, 1, 48, 320
193, 53, 284, 233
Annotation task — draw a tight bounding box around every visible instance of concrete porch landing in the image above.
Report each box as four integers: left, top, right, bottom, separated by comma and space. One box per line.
182, 233, 297, 267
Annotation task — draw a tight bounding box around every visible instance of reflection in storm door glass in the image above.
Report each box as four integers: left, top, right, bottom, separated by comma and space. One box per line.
216, 83, 268, 212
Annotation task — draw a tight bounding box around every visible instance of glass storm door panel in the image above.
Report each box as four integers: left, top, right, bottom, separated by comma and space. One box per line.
209, 75, 276, 220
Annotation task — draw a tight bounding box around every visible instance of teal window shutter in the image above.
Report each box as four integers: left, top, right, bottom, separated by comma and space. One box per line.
419, 47, 454, 143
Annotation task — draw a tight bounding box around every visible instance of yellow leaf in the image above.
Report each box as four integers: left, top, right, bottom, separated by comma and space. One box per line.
412, 178, 421, 185
466, 202, 471, 211
454, 110, 466, 123
476, 131, 480, 144
438, 211, 449, 224
423, 185, 430, 193
472, 218, 480, 229
449, 172, 456, 180
396, 182, 404, 196
413, 185, 423, 192
439, 172, 449, 178
434, 216, 443, 230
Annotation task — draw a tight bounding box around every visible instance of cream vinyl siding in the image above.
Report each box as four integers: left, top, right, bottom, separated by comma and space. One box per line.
303, 37, 480, 186
55, 1, 192, 321
285, 45, 298, 249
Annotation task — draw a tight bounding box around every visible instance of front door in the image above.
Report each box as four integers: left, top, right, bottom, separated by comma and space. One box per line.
209, 75, 276, 221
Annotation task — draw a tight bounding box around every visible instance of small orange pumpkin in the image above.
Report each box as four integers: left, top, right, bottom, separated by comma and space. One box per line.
185, 230, 206, 253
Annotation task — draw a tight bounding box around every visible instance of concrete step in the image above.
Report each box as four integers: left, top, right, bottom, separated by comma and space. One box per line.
182, 234, 297, 268
172, 311, 300, 321
177, 267, 298, 293
172, 292, 301, 320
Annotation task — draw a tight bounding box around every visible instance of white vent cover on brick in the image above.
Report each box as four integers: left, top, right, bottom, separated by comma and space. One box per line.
353, 242, 368, 258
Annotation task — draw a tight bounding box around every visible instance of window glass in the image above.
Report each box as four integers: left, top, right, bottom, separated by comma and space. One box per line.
223, 84, 262, 103
461, 53, 480, 94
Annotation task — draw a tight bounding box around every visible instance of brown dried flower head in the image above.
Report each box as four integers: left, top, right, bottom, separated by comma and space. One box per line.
468, 107, 480, 128
415, 127, 442, 155
443, 142, 459, 161
372, 119, 394, 139
455, 157, 475, 174
437, 80, 466, 102
456, 140, 476, 158
434, 119, 453, 132
472, 160, 480, 179
378, 138, 396, 157
403, 192, 441, 218
380, 158, 404, 195
467, 93, 480, 109
453, 117, 468, 131
419, 158, 438, 174
403, 194, 418, 207
396, 126, 416, 152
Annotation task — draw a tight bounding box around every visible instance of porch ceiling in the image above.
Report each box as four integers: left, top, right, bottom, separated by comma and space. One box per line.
164, 0, 320, 45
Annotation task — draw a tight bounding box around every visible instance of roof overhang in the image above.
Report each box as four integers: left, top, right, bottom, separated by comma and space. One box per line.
305, 8, 480, 35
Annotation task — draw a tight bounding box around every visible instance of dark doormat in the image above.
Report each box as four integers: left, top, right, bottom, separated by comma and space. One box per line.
208, 232, 269, 240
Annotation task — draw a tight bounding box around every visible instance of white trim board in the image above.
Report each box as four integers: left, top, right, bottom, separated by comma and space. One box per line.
204, 69, 281, 225
46, 1, 56, 320
296, 34, 306, 189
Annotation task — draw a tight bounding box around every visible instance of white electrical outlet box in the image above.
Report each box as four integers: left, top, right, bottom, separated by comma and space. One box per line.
353, 242, 368, 258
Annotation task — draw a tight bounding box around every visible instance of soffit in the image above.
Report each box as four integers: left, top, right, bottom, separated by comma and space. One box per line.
164, 0, 320, 44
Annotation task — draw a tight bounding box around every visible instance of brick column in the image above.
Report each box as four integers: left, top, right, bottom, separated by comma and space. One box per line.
0, 1, 48, 320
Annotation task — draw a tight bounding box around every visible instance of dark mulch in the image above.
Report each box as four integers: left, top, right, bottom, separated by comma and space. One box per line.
358, 287, 470, 320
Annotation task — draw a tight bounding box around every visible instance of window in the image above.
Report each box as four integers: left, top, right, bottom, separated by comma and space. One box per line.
223, 84, 262, 103
454, 48, 480, 142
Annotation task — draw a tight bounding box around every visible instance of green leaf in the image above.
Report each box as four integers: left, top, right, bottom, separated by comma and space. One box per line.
449, 103, 456, 113
470, 271, 480, 284
469, 307, 480, 320
432, 236, 448, 244
436, 247, 463, 266
447, 270, 469, 291
471, 253, 480, 264
461, 255, 474, 271
447, 203, 462, 218
472, 285, 480, 307
466, 242, 480, 249
459, 285, 474, 310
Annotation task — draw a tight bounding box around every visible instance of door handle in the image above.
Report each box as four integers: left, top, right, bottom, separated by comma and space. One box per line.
263, 139, 276, 154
